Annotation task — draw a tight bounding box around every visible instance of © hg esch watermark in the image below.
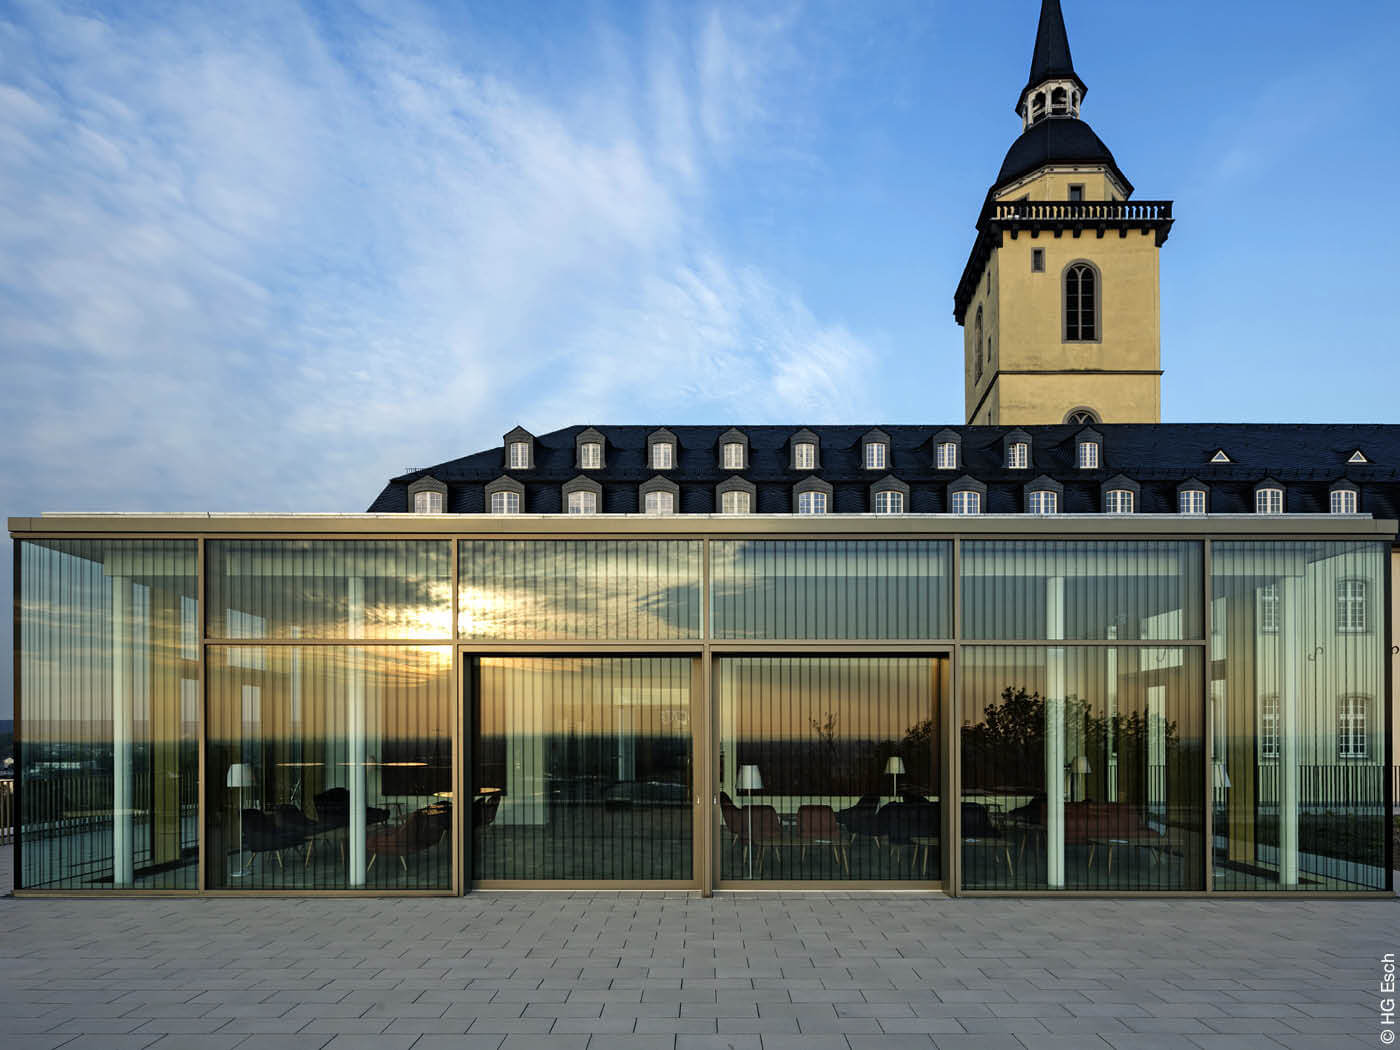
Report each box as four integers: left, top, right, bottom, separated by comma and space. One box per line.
1382, 952, 1397, 1044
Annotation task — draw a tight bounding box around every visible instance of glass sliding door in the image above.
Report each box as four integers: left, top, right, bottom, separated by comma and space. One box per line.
716, 656, 944, 883
470, 656, 693, 883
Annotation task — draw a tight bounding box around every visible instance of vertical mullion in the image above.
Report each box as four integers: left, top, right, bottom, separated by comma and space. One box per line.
1202, 538, 1213, 893
197, 537, 207, 893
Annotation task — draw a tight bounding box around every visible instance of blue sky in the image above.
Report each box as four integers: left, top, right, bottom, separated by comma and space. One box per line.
2, 0, 1399, 716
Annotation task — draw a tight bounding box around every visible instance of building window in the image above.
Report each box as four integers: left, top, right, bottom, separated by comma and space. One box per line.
579, 442, 602, 469
1027, 490, 1057, 514
722, 442, 745, 470
1179, 489, 1207, 515
567, 491, 598, 514
1258, 584, 1279, 633
508, 441, 530, 469
936, 442, 958, 470
1337, 696, 1368, 760
413, 490, 443, 514
1258, 695, 1280, 761
950, 490, 981, 515
1065, 408, 1099, 425
651, 443, 674, 470
1104, 489, 1134, 514
1336, 579, 1367, 633
1064, 263, 1098, 341
1052, 87, 1070, 115
1068, 183, 1084, 201
793, 442, 816, 470
865, 442, 887, 470
796, 491, 827, 515
974, 307, 984, 383
721, 490, 751, 514
873, 490, 904, 514
1210, 450, 1231, 463
1032, 247, 1045, 272
1255, 487, 1284, 514
644, 490, 675, 515
490, 491, 520, 515
1331, 489, 1357, 514
1077, 441, 1099, 469
1007, 442, 1029, 469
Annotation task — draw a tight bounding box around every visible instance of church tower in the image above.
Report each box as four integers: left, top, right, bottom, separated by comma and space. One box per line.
954, 0, 1174, 426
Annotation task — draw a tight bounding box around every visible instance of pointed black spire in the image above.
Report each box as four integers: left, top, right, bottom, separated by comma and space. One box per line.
1018, 0, 1087, 120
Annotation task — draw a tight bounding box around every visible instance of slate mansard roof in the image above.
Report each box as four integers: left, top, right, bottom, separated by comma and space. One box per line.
369, 424, 1400, 519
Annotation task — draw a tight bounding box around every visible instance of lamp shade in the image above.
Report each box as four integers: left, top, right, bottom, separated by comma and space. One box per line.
226, 763, 255, 788
1070, 755, 1092, 775
737, 764, 763, 791
884, 756, 906, 775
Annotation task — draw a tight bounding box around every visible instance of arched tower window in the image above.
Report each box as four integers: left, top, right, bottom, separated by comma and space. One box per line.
974, 306, 984, 382
1064, 263, 1099, 342
1064, 408, 1099, 426
1050, 86, 1068, 115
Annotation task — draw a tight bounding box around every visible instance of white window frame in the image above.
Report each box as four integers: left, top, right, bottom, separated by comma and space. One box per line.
579, 442, 602, 470
864, 442, 887, 470
1258, 584, 1279, 633
1027, 490, 1057, 515
508, 441, 530, 469
1077, 441, 1099, 469
1337, 696, 1368, 760
935, 442, 958, 470
1007, 442, 1029, 470
1258, 695, 1280, 761
1330, 489, 1357, 514
721, 490, 751, 514
413, 490, 444, 514
873, 490, 904, 515
950, 490, 981, 516
722, 442, 745, 470
1255, 487, 1284, 514
490, 490, 520, 515
1104, 489, 1134, 514
1336, 578, 1367, 633
1178, 489, 1207, 515
651, 443, 674, 470
567, 491, 598, 515
793, 442, 816, 470
796, 490, 828, 515
643, 490, 675, 515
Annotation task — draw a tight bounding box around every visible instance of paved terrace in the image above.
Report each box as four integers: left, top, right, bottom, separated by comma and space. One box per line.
0, 853, 1395, 1050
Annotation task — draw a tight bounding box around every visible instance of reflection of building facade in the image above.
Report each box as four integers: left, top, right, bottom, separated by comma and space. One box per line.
8, 0, 1397, 896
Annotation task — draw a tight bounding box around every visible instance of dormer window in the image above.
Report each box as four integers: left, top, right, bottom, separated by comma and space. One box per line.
950, 490, 980, 515
1255, 486, 1284, 515
414, 491, 443, 514
797, 491, 827, 515
407, 475, 448, 515
721, 490, 751, 514
644, 491, 674, 515
490, 491, 520, 515
722, 442, 744, 469
864, 442, 887, 470
1027, 490, 1056, 514
1104, 489, 1134, 514
1077, 441, 1099, 469
794, 442, 816, 470
793, 476, 833, 515
502, 427, 535, 470
1210, 450, 1231, 464
508, 442, 530, 470
1331, 488, 1358, 514
579, 442, 602, 469
1007, 442, 1029, 470
1179, 490, 1207, 515
568, 491, 597, 514
1348, 450, 1368, 464
936, 442, 958, 470
873, 490, 903, 514
651, 442, 674, 470
563, 476, 602, 515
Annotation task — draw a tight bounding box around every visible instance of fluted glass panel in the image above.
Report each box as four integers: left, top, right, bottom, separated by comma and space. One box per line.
959, 646, 1204, 891
1210, 541, 1387, 891
206, 645, 453, 891
471, 656, 692, 881
961, 541, 1202, 640
711, 540, 952, 640
208, 541, 452, 640
18, 539, 199, 890
458, 541, 701, 640
717, 657, 944, 882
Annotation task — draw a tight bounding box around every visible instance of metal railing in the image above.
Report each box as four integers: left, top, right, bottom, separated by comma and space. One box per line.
984, 199, 1173, 224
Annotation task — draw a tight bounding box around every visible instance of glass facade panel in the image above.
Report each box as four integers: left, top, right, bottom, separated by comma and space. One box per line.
962, 541, 1203, 641
712, 540, 952, 640
206, 646, 453, 891
471, 657, 692, 881
717, 657, 944, 882
459, 541, 702, 640
1210, 541, 1387, 890
207, 541, 452, 640
18, 540, 200, 890
960, 646, 1204, 891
